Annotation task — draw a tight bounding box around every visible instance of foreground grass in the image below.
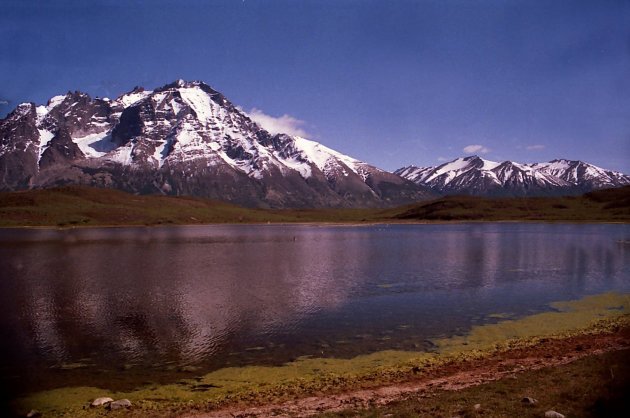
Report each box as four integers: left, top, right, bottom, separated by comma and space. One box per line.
11, 292, 630, 417
323, 348, 630, 418
0, 185, 628, 227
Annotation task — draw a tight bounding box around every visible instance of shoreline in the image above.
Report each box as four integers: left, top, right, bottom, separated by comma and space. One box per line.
1, 218, 628, 231
12, 293, 630, 417
188, 328, 630, 418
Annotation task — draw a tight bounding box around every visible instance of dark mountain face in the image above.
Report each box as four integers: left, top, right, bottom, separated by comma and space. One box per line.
396, 156, 630, 197
0, 104, 40, 189
38, 127, 84, 169
0, 80, 431, 207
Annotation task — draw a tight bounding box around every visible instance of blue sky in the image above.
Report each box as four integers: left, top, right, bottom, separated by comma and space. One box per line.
1, 0, 629, 172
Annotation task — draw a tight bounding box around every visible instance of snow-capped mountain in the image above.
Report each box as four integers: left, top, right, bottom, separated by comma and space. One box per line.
0, 80, 430, 207
396, 156, 630, 196
529, 159, 630, 191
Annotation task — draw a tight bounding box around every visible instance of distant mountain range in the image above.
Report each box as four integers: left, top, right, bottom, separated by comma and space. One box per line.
1, 80, 628, 206
0, 80, 428, 208
396, 156, 630, 197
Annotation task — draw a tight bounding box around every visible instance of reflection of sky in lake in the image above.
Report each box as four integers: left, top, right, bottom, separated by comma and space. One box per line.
0, 223, 628, 391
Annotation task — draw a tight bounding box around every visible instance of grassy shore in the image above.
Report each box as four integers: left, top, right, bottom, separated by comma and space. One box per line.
323, 348, 629, 418
0, 185, 628, 227
11, 292, 629, 417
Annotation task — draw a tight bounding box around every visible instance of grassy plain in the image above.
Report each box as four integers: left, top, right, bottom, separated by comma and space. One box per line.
0, 185, 628, 227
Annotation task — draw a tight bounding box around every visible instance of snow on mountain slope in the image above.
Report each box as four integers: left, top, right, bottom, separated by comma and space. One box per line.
396, 156, 630, 196
291, 136, 379, 181
530, 159, 630, 189
74, 132, 116, 158
0, 80, 430, 207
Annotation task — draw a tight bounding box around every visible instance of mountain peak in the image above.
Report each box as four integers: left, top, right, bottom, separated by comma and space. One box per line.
396, 156, 630, 197
548, 158, 575, 164
462, 155, 481, 160
46, 95, 68, 108
155, 79, 218, 93
0, 80, 431, 207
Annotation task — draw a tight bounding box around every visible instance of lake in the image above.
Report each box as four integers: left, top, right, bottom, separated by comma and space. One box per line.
0, 223, 629, 398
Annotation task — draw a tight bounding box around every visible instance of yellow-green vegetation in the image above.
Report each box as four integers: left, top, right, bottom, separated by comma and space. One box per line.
0, 185, 629, 227
13, 292, 629, 417
435, 292, 629, 354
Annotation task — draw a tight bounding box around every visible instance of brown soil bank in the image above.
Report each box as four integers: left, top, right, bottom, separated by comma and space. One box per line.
186, 329, 630, 418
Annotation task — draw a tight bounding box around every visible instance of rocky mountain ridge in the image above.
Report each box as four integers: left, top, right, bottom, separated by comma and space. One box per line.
0, 80, 429, 208
2, 80, 627, 205
396, 156, 630, 196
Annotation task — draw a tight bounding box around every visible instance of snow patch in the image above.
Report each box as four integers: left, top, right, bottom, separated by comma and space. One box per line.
179, 87, 215, 124
48, 95, 66, 108
153, 141, 167, 167
74, 132, 116, 158
37, 129, 55, 161
106, 144, 134, 165
119, 90, 153, 107
35, 95, 67, 125
437, 158, 471, 173
280, 155, 312, 178
481, 159, 501, 170
35, 106, 49, 124
170, 99, 183, 116
293, 136, 364, 174
174, 124, 204, 149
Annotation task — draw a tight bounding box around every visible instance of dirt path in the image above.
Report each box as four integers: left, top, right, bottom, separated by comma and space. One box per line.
183, 330, 630, 418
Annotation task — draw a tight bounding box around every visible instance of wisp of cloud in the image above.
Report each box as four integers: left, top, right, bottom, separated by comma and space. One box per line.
247, 108, 309, 138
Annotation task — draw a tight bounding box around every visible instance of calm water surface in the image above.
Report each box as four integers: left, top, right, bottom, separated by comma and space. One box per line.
0, 223, 629, 395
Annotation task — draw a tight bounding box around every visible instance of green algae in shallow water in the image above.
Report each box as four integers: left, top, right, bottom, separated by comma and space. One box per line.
434, 292, 630, 354
15, 387, 115, 417
15, 292, 630, 417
